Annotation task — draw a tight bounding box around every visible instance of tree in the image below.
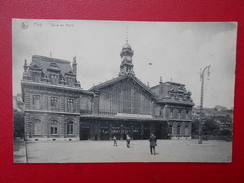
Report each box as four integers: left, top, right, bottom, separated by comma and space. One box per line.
192, 119, 199, 136
13, 109, 24, 138
202, 118, 220, 136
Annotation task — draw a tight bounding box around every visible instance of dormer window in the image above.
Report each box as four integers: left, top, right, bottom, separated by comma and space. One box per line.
32, 72, 41, 82
67, 77, 74, 87
50, 74, 59, 85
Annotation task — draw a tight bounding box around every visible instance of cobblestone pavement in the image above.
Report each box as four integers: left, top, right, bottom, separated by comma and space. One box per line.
14, 139, 232, 163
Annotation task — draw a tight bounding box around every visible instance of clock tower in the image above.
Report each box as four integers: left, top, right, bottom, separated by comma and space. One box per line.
119, 40, 135, 76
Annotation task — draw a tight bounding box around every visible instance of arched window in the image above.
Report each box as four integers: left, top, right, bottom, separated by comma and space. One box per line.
67, 121, 74, 135
50, 120, 58, 135
185, 125, 189, 136
177, 124, 181, 135
168, 124, 172, 135
33, 119, 42, 135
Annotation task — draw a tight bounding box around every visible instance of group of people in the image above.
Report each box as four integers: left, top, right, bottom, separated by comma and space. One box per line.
112, 134, 131, 147
112, 133, 157, 155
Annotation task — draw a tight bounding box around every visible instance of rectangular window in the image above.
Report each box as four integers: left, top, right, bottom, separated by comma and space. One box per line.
186, 111, 189, 119
170, 109, 173, 119
33, 95, 41, 109
178, 110, 181, 119
51, 97, 58, 107
67, 98, 74, 112
160, 106, 164, 116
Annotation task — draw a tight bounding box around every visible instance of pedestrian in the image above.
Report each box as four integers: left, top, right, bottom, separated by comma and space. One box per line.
149, 133, 157, 155
112, 136, 117, 146
126, 134, 131, 148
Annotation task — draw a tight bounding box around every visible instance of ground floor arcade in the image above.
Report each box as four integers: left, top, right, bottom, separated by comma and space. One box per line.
80, 116, 168, 140
24, 111, 80, 141
24, 112, 192, 141
80, 116, 192, 140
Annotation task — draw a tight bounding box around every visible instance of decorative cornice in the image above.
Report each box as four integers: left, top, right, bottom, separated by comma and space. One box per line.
21, 80, 94, 95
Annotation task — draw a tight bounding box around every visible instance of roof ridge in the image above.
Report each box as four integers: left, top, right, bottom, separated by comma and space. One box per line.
90, 75, 156, 98
32, 55, 70, 64
89, 75, 125, 90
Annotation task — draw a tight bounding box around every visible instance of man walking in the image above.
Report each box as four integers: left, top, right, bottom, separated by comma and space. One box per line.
126, 134, 131, 148
149, 133, 157, 155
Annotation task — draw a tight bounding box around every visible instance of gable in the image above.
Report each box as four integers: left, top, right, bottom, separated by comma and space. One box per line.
91, 75, 157, 115
90, 75, 156, 99
30, 55, 73, 77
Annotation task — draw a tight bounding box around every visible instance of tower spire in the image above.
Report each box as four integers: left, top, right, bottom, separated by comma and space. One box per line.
119, 29, 135, 77
126, 26, 128, 43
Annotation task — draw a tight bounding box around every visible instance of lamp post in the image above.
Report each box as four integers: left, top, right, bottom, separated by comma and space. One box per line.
198, 65, 211, 144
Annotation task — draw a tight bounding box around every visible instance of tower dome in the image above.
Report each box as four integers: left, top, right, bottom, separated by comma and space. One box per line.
122, 42, 131, 49
119, 40, 135, 77
120, 41, 134, 57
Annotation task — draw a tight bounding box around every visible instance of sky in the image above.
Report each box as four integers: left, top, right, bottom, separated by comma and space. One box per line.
12, 19, 237, 109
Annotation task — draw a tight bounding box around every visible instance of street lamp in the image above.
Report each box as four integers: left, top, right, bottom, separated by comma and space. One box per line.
198, 65, 211, 144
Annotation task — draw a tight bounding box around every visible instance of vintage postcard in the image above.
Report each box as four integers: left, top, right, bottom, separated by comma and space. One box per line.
13, 19, 237, 163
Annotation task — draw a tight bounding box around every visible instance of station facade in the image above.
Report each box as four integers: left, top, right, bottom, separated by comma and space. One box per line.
21, 41, 194, 141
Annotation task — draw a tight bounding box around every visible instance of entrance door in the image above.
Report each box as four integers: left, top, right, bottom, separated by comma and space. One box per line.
100, 127, 110, 140
80, 127, 90, 140
155, 123, 162, 139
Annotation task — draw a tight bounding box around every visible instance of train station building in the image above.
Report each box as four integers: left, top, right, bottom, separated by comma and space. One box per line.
21, 41, 194, 141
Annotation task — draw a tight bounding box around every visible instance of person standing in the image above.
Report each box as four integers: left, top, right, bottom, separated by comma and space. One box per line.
126, 134, 131, 148
112, 136, 117, 146
149, 133, 157, 155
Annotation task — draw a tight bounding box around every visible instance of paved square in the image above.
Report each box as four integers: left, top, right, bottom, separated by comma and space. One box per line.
14, 139, 232, 163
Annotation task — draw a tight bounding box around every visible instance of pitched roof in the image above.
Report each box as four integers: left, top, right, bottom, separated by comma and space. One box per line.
29, 55, 73, 77
89, 74, 156, 97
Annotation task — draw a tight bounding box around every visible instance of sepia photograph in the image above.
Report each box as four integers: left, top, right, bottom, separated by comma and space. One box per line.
12, 19, 237, 163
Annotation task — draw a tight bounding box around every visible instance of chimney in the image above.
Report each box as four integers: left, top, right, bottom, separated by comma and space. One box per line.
72, 56, 77, 75
159, 76, 162, 84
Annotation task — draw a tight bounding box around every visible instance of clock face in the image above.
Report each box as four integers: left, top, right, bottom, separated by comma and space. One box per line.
125, 56, 132, 61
